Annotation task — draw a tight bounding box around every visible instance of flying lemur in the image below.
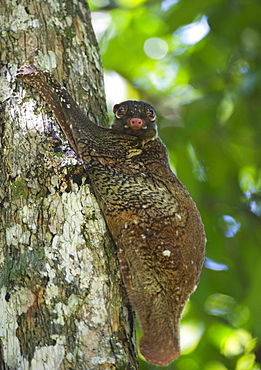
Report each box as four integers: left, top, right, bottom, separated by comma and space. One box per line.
17, 64, 206, 366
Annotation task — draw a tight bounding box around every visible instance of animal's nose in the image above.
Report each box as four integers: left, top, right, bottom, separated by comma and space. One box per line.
129, 117, 143, 130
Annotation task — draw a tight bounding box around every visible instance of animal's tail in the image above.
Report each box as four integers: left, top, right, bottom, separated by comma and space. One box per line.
139, 314, 180, 366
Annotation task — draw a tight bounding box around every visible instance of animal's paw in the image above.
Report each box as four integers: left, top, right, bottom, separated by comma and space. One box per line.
16, 64, 40, 81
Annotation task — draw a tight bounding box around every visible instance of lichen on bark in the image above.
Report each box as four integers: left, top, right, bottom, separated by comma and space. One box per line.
0, 0, 138, 368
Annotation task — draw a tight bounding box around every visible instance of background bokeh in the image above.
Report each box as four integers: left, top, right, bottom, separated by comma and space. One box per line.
89, 1, 261, 369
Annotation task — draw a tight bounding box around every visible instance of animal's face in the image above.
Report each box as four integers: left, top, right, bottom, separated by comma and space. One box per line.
112, 100, 158, 140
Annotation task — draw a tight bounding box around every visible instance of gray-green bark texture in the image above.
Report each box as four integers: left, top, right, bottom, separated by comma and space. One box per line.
0, 0, 138, 368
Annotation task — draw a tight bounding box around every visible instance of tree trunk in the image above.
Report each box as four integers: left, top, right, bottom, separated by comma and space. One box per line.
0, 0, 138, 368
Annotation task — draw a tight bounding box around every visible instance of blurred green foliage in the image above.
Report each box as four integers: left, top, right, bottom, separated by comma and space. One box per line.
89, 0, 261, 368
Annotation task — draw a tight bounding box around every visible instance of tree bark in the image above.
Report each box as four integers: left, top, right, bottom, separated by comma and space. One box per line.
0, 0, 138, 368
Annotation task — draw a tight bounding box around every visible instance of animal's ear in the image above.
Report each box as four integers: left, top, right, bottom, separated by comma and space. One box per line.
113, 104, 120, 113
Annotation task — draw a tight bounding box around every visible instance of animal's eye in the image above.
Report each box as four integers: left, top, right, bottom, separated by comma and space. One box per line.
118, 106, 125, 113
114, 104, 127, 119
146, 106, 156, 121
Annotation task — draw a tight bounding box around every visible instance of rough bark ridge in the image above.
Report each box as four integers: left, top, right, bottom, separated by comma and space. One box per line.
0, 0, 138, 369
16, 65, 206, 366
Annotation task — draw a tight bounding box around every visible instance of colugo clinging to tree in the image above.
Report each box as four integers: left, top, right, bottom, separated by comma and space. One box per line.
16, 64, 206, 366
